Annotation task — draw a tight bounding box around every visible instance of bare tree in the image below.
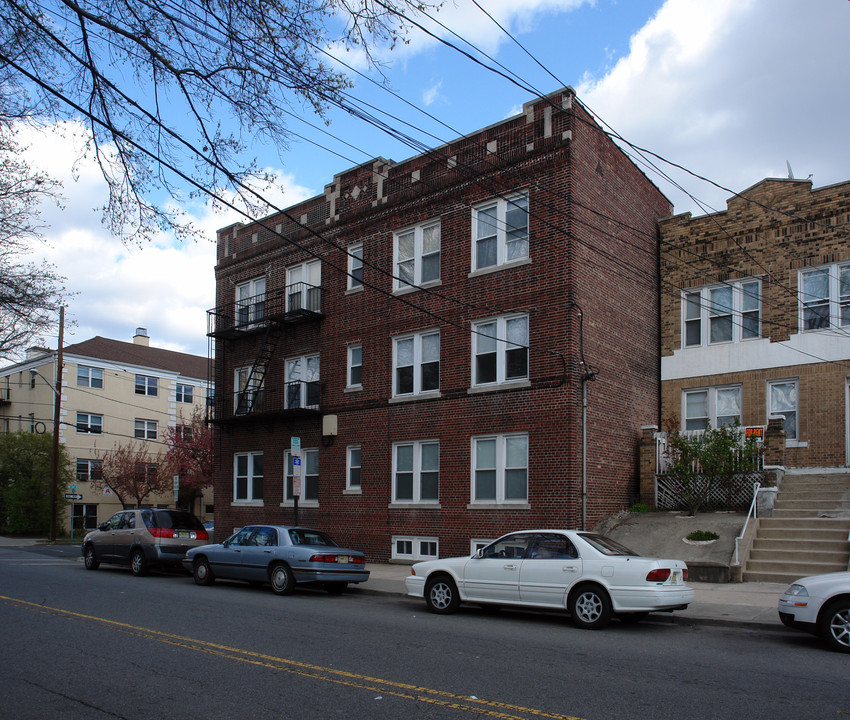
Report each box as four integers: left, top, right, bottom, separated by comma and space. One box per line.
0, 0, 437, 245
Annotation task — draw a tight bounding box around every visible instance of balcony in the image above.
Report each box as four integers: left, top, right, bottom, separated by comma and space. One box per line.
209, 381, 322, 425
208, 283, 324, 339
0, 387, 9, 406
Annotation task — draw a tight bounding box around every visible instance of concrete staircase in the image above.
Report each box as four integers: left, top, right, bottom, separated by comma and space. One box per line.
742, 473, 850, 584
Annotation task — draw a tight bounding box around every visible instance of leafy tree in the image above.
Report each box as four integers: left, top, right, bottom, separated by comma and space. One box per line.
0, 431, 71, 534
664, 421, 764, 516
93, 440, 169, 508
0, 0, 438, 245
162, 407, 213, 508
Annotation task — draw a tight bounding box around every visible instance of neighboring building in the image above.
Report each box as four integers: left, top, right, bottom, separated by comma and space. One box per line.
660, 178, 850, 469
209, 87, 671, 562
0, 329, 213, 534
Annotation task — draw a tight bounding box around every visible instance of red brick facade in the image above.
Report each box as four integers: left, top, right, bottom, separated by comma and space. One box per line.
659, 178, 850, 469
210, 89, 671, 560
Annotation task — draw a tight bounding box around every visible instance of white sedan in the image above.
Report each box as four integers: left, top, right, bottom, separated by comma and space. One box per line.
778, 571, 850, 653
405, 530, 693, 629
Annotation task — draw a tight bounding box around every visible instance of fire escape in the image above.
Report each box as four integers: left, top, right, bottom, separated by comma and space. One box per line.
206, 282, 324, 426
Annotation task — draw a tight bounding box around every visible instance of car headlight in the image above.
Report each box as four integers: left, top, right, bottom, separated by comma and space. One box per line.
784, 584, 809, 597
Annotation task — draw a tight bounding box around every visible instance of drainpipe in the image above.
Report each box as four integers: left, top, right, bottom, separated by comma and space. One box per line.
581, 367, 595, 530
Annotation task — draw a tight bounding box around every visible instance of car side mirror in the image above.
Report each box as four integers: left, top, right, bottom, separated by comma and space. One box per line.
98, 522, 109, 531
475, 549, 485, 559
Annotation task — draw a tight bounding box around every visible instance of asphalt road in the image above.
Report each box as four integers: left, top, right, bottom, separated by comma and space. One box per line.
1, 543, 847, 720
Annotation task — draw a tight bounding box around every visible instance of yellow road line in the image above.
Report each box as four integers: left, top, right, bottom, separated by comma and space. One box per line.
1, 594, 585, 720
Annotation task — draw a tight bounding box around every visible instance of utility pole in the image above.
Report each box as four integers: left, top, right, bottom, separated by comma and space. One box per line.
49, 307, 64, 542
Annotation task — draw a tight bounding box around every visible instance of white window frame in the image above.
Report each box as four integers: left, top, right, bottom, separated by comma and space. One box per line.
175, 383, 194, 403
471, 192, 529, 272
393, 219, 441, 291
768, 378, 799, 443
682, 279, 761, 348
76, 459, 102, 483
77, 365, 103, 389
285, 354, 320, 409
799, 263, 850, 332
681, 386, 742, 431
135, 374, 158, 397
233, 451, 263, 503
347, 344, 362, 389
392, 440, 440, 505
391, 535, 439, 562
234, 365, 264, 414
134, 418, 158, 440
392, 330, 440, 398
472, 314, 529, 387
347, 244, 364, 291
283, 448, 319, 505
235, 276, 266, 327
287, 260, 321, 312
470, 433, 529, 505
76, 412, 103, 434
346, 445, 361, 492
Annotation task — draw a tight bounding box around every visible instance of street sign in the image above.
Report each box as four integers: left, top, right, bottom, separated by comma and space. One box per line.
64, 493, 83, 500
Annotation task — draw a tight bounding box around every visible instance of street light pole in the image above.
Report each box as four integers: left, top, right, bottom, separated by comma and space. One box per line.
49, 307, 64, 542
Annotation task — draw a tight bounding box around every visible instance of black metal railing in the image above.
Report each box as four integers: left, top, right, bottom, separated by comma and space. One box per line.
207, 283, 324, 338
209, 381, 322, 423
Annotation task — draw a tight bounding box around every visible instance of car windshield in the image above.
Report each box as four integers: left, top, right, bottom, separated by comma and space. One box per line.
288, 529, 338, 547
578, 533, 638, 556
152, 510, 205, 531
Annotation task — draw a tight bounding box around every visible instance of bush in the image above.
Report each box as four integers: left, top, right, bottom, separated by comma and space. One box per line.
686, 530, 719, 542
629, 503, 650, 513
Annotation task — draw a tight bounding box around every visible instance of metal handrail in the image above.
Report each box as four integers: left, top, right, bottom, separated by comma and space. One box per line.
733, 481, 761, 565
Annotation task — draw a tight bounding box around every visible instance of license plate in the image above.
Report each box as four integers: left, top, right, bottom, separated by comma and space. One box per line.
672, 571, 681, 582
337, 556, 349, 563
176, 531, 189, 539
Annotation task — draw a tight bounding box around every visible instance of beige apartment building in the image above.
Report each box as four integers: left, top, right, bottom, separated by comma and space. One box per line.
0, 328, 212, 534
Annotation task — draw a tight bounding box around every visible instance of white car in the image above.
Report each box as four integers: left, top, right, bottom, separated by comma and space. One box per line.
405, 530, 693, 629
778, 571, 850, 653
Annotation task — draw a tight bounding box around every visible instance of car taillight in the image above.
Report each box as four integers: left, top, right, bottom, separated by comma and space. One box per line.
195, 530, 209, 541
682, 568, 688, 581
646, 568, 671, 582
148, 528, 174, 538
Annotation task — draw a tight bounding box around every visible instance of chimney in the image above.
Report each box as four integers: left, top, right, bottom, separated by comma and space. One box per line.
133, 328, 150, 346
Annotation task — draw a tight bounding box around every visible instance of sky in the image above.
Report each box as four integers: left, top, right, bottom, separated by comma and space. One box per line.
15, 0, 850, 361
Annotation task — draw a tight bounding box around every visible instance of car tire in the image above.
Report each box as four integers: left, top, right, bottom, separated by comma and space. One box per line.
569, 584, 613, 630
424, 575, 461, 614
325, 582, 348, 595
130, 548, 148, 577
83, 544, 99, 570
818, 598, 850, 653
618, 612, 649, 625
193, 557, 215, 586
270, 563, 295, 595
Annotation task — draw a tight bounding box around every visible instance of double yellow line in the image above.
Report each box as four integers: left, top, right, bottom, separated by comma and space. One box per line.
1, 594, 585, 720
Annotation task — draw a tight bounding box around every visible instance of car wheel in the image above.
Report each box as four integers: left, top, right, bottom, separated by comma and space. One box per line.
130, 548, 148, 577
193, 557, 215, 586
83, 544, 99, 570
270, 563, 295, 595
818, 599, 850, 653
618, 612, 649, 625
325, 582, 348, 595
424, 575, 460, 614
569, 584, 613, 630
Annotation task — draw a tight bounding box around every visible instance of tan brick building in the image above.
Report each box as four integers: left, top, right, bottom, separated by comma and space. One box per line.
660, 178, 850, 469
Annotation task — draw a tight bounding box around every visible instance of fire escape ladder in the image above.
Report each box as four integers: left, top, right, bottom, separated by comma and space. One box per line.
235, 324, 281, 415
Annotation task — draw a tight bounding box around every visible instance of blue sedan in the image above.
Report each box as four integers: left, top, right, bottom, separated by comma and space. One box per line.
182, 525, 369, 595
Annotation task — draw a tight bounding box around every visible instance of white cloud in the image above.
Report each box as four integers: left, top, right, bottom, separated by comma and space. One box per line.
422, 81, 443, 107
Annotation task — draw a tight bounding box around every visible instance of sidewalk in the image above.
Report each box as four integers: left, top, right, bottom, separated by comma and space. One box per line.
363, 563, 788, 630
0, 537, 786, 629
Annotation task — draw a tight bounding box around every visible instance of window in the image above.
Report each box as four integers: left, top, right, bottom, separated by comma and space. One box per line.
76, 412, 103, 434
234, 366, 264, 414
176, 424, 193, 442
348, 244, 363, 290
473, 193, 529, 271
394, 220, 440, 290
682, 386, 742, 431
682, 280, 761, 347
800, 263, 850, 331
285, 355, 320, 409
287, 260, 321, 312
176, 384, 194, 403
72, 504, 99, 531
472, 434, 528, 504
134, 419, 157, 440
76, 459, 102, 483
234, 452, 263, 502
768, 379, 798, 441
347, 345, 362, 388
392, 536, 439, 562
393, 441, 439, 504
77, 366, 103, 389
346, 445, 361, 491
135, 375, 158, 397
393, 331, 439, 397
236, 277, 265, 327
472, 314, 529, 386
285, 448, 318, 502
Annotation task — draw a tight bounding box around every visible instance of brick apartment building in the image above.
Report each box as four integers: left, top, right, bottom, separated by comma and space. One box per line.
209, 87, 672, 561
660, 178, 850, 469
